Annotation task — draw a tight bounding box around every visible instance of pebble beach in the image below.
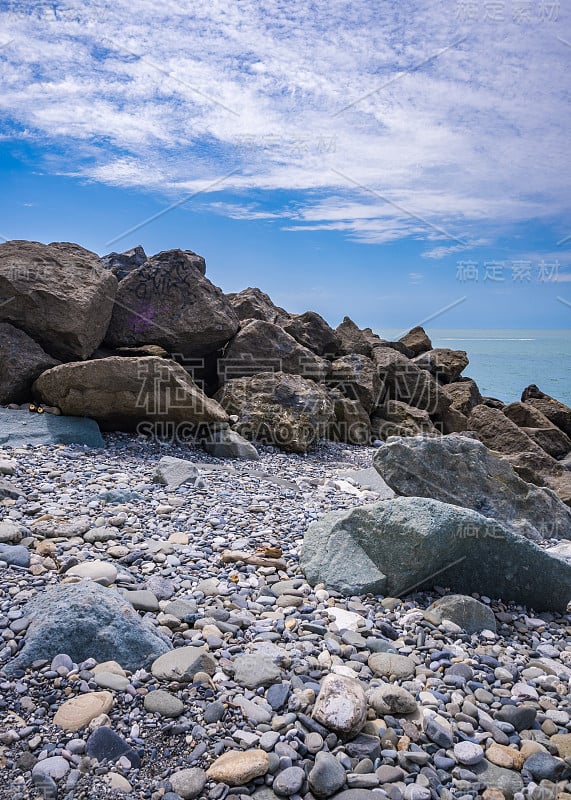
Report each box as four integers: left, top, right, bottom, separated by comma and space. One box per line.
1, 435, 570, 800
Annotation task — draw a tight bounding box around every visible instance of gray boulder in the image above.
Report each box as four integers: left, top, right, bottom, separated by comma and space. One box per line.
300, 496, 571, 611
33, 357, 228, 430
2, 582, 171, 675
373, 433, 571, 541
503, 401, 571, 459
0, 323, 59, 404
215, 372, 335, 454
105, 249, 239, 356
0, 409, 103, 448
0, 240, 117, 360
219, 320, 329, 382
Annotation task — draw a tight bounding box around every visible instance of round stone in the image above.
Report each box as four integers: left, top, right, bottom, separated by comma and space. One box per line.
308, 751, 347, 798
66, 560, 117, 585
369, 684, 418, 715
144, 690, 184, 718
206, 749, 270, 785
169, 767, 207, 799
53, 691, 114, 731
454, 741, 484, 766
368, 653, 416, 679
273, 766, 306, 796
32, 756, 70, 781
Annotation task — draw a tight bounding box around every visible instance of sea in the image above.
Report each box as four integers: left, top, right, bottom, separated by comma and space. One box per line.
376, 329, 571, 407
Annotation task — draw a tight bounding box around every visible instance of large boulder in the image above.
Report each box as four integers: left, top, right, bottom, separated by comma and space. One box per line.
0, 240, 117, 360
215, 372, 335, 454
412, 348, 469, 384
33, 356, 228, 430
445, 378, 482, 416
300, 496, 571, 611
283, 311, 340, 358
0, 409, 103, 448
2, 582, 171, 676
327, 354, 381, 413
371, 348, 457, 430
0, 323, 59, 403
398, 325, 432, 355
105, 249, 239, 356
327, 390, 371, 445
504, 402, 571, 459
219, 320, 329, 383
521, 384, 571, 438
371, 401, 437, 441
373, 433, 571, 541
226, 287, 288, 324
335, 317, 373, 357
469, 404, 571, 503
99, 245, 147, 281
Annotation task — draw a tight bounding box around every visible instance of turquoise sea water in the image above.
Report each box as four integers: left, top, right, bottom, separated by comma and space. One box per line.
377, 329, 571, 407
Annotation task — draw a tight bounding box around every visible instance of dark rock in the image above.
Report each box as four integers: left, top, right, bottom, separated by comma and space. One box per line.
523, 752, 571, 782
2, 582, 171, 676
0, 323, 59, 404
301, 496, 571, 610
99, 244, 147, 281
373, 433, 571, 542
105, 249, 239, 356
86, 726, 141, 768
494, 704, 537, 732
471, 760, 523, 799
0, 240, 118, 360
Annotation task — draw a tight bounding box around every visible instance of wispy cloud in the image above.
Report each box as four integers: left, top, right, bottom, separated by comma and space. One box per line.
0, 0, 569, 249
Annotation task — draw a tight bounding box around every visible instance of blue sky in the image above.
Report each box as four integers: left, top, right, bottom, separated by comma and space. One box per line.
1, 0, 570, 330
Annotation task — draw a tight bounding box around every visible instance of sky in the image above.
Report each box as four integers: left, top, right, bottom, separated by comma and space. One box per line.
0, 0, 570, 330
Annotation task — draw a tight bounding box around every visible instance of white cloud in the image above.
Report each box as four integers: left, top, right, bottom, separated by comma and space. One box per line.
0, 0, 569, 247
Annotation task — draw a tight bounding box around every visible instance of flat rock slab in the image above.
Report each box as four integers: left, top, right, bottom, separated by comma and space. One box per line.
0, 409, 103, 448
2, 582, 171, 676
335, 466, 395, 498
